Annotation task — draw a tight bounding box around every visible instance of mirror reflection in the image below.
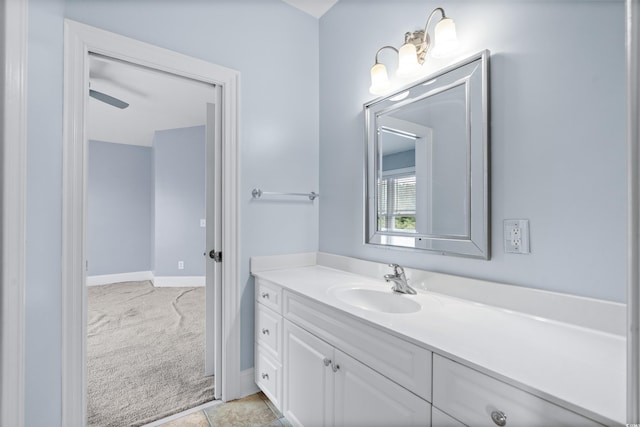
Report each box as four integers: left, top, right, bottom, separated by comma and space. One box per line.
365, 51, 489, 258
377, 83, 468, 237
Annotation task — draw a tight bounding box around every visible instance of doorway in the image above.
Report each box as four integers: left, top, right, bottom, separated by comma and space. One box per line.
85, 53, 220, 424
62, 20, 241, 427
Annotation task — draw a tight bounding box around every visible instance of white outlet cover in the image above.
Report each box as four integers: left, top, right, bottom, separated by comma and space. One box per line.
504, 219, 530, 254
200, 219, 206, 227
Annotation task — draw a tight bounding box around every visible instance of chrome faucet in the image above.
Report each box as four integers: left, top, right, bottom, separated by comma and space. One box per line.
384, 264, 417, 295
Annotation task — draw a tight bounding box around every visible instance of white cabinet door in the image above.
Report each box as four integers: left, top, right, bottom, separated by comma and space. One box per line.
333, 349, 431, 427
283, 320, 334, 427
432, 407, 466, 427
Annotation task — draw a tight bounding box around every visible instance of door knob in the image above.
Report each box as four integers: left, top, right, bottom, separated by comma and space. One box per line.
208, 250, 222, 262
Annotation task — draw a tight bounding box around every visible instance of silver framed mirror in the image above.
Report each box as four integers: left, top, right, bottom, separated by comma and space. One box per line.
364, 50, 490, 259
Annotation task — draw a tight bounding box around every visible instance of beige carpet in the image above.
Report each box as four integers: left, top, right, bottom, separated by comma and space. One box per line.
87, 281, 214, 427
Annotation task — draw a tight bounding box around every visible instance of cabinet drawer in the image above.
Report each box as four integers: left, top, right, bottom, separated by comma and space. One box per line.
255, 344, 282, 411
256, 278, 282, 314
284, 290, 432, 401
432, 355, 602, 427
256, 303, 282, 360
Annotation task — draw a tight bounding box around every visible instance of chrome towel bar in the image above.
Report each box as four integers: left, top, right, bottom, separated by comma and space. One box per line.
251, 188, 319, 201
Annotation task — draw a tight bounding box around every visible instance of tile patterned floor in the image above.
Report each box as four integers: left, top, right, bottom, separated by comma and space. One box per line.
158, 393, 291, 427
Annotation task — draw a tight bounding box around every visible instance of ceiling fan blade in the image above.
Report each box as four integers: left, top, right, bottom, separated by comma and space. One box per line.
89, 89, 129, 109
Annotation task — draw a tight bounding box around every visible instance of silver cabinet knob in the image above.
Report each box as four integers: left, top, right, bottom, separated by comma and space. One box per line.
261, 292, 269, 299
491, 410, 507, 426
323, 358, 340, 372
261, 373, 269, 380
261, 328, 269, 335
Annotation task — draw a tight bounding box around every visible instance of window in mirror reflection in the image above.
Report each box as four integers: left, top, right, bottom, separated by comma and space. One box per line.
377, 175, 416, 232
377, 126, 418, 233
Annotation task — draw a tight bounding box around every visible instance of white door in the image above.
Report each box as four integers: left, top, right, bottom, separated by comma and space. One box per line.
333, 349, 431, 427
205, 93, 223, 400
283, 320, 334, 427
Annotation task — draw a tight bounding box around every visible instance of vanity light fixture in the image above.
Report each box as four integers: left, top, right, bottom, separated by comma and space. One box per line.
369, 7, 459, 96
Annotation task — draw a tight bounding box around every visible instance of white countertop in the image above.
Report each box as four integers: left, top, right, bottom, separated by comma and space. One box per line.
253, 264, 626, 425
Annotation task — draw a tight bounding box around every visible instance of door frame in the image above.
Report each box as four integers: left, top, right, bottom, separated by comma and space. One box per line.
62, 19, 241, 426
1, 0, 28, 426
628, 0, 640, 421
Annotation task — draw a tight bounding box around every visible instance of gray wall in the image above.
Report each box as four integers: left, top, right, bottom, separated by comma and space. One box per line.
26, 1, 319, 424
153, 126, 206, 277
319, 1, 626, 302
87, 140, 153, 275
87, 128, 206, 278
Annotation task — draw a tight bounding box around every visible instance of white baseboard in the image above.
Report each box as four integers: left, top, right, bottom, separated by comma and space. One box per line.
87, 272, 205, 287
153, 276, 205, 287
239, 368, 259, 398
87, 271, 153, 286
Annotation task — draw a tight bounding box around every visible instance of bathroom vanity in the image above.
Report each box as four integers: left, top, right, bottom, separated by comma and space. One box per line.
252, 253, 625, 426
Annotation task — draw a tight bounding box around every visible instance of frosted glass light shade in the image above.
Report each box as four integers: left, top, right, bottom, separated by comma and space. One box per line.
369, 63, 391, 95
396, 43, 420, 78
431, 17, 459, 58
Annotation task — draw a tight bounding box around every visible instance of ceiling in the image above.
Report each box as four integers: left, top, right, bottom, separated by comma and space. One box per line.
88, 55, 217, 147
282, 0, 338, 18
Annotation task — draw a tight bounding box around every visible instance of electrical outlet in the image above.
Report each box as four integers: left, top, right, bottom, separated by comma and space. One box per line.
200, 219, 206, 227
504, 219, 530, 254
178, 261, 184, 270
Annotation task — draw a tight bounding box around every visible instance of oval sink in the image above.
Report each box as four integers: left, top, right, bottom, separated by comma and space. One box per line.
333, 288, 421, 314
